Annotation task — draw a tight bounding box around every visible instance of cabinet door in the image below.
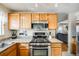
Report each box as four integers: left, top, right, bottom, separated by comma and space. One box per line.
7, 49, 17, 56
8, 13, 19, 30
20, 13, 31, 29
40, 13, 47, 21
19, 43, 29, 56
52, 48, 62, 56
20, 49, 29, 56
0, 43, 17, 56
32, 13, 39, 21
48, 14, 58, 29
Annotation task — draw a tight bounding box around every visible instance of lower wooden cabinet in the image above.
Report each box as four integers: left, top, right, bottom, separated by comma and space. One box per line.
0, 43, 29, 56
52, 48, 62, 56
19, 49, 29, 56
51, 43, 62, 56
18, 43, 29, 56
0, 43, 17, 56
7, 49, 17, 56
0, 42, 63, 56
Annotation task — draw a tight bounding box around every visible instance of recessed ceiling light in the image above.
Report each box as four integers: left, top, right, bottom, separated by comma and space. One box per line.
47, 3, 58, 7
55, 3, 58, 7
35, 3, 38, 8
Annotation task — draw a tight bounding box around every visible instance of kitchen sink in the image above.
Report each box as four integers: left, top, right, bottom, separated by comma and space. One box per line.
0, 42, 9, 48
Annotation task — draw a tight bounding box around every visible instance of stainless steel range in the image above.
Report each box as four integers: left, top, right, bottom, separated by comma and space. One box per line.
29, 32, 51, 56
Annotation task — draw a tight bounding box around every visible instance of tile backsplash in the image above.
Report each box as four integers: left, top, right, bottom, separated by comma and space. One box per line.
0, 28, 56, 42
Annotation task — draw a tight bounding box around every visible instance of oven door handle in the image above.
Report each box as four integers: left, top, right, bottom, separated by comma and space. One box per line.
32, 48, 48, 49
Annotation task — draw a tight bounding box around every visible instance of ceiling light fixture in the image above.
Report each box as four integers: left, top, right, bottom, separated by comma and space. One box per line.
55, 3, 58, 7
35, 3, 38, 8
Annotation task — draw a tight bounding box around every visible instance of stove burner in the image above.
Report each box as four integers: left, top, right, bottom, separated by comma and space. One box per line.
30, 38, 50, 43
30, 32, 51, 46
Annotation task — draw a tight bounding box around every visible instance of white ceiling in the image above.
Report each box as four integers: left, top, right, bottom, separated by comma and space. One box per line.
1, 3, 79, 13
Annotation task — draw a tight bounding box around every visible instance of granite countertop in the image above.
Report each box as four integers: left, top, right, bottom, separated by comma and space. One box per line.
0, 43, 16, 53
0, 36, 32, 53
50, 38, 63, 43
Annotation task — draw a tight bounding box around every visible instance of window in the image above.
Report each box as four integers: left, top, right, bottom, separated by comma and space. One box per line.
0, 16, 1, 35
0, 10, 7, 35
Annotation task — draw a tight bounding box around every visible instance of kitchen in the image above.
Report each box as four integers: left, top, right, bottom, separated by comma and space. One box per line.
0, 3, 78, 56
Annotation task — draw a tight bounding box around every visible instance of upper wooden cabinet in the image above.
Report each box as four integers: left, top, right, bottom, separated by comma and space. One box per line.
32, 13, 39, 21
20, 13, 31, 29
8, 13, 58, 30
8, 13, 19, 30
40, 13, 47, 21
48, 13, 58, 30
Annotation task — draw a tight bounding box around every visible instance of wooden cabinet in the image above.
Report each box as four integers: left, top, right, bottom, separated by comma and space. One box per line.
48, 13, 58, 29
51, 43, 62, 56
19, 49, 29, 56
32, 13, 39, 21
20, 13, 31, 29
8, 13, 19, 30
0, 43, 29, 56
40, 13, 47, 21
0, 44, 17, 56
18, 43, 29, 56
7, 49, 17, 56
8, 13, 58, 30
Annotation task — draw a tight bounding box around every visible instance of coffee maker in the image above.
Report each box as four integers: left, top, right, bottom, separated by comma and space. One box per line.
10, 30, 17, 39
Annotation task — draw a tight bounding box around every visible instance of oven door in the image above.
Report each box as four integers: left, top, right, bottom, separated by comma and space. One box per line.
31, 47, 48, 56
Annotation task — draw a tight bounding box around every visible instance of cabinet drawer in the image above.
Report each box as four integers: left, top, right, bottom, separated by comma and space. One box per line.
20, 49, 29, 56
20, 49, 29, 53
19, 43, 29, 49
20, 53, 29, 56
51, 43, 62, 47
7, 49, 17, 56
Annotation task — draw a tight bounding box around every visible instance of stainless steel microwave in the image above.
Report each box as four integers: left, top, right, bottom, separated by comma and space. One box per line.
32, 21, 48, 30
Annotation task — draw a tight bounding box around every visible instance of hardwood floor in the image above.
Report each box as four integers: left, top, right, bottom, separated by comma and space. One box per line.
71, 37, 76, 55
61, 37, 76, 56
61, 42, 68, 56
62, 43, 68, 51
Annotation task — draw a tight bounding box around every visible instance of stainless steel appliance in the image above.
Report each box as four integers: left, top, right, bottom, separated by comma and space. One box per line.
32, 21, 48, 30
10, 30, 17, 39
31, 46, 48, 56
29, 32, 51, 56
